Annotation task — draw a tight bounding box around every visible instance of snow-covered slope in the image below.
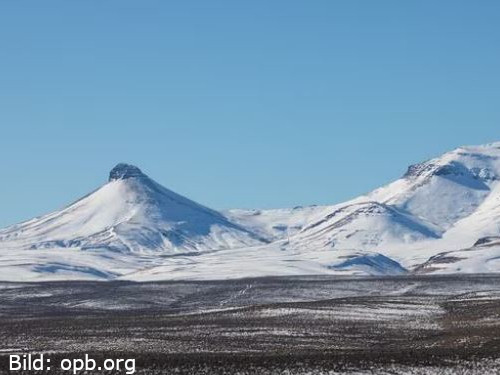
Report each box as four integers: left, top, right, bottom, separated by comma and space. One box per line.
224, 205, 330, 242
0, 163, 267, 254
122, 245, 407, 282
2, 142, 500, 281
293, 201, 440, 251
269, 142, 500, 266
369, 143, 500, 232
415, 237, 500, 274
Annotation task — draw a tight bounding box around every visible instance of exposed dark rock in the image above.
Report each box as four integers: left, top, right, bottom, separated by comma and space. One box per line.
109, 163, 145, 181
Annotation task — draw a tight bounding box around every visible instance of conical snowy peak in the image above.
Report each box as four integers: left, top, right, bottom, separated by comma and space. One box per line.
0, 164, 266, 254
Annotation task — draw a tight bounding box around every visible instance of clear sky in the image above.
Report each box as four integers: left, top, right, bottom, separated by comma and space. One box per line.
0, 1, 499, 227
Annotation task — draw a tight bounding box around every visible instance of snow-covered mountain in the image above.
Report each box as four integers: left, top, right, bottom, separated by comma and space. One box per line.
225, 142, 500, 269
2, 141, 500, 281
0, 163, 267, 254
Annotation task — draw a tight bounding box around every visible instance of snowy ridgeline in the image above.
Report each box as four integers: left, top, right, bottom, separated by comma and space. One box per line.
2, 142, 500, 281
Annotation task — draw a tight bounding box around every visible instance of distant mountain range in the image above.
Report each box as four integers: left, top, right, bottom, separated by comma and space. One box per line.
1, 142, 500, 281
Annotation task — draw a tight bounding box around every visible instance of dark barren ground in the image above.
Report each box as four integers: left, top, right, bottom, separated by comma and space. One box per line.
1, 275, 500, 374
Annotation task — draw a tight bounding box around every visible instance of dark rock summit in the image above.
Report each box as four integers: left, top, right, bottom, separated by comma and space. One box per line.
109, 163, 145, 181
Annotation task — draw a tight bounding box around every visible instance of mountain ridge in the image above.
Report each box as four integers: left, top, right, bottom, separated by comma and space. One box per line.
1, 141, 500, 281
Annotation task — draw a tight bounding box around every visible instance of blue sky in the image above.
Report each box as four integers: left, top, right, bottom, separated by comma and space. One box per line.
0, 1, 499, 226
